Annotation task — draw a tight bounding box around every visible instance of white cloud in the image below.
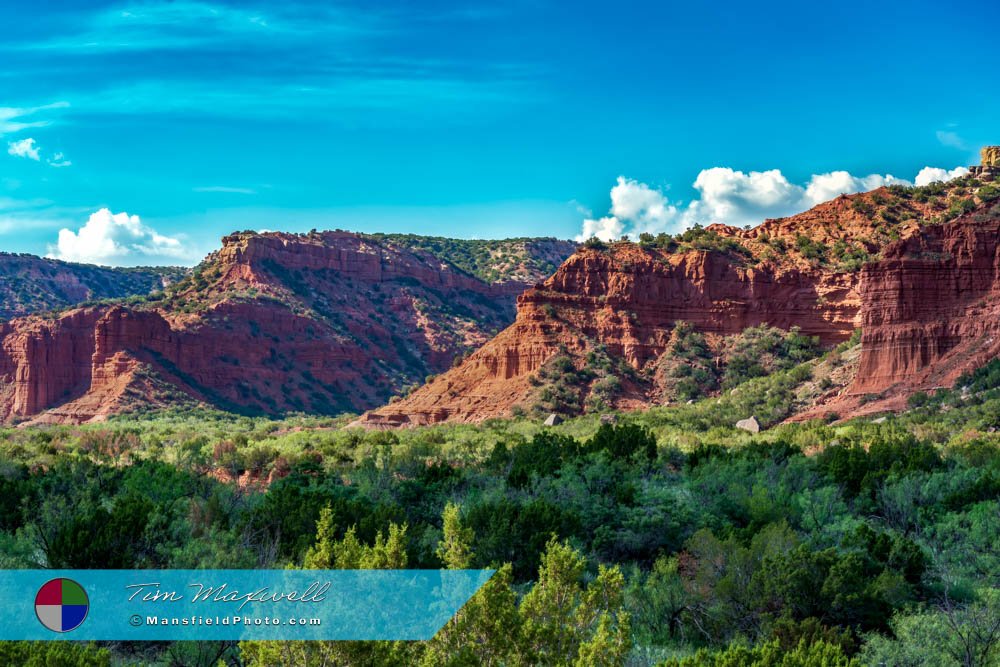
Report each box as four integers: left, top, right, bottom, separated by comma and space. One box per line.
578, 216, 625, 242
576, 177, 680, 241
684, 168, 804, 228
914, 166, 969, 187
803, 171, 908, 207
6, 137, 71, 167
48, 208, 193, 266
7, 138, 40, 160
609, 177, 677, 227
936, 130, 968, 150
577, 164, 962, 240
0, 102, 69, 137
685, 168, 909, 228
48, 152, 72, 168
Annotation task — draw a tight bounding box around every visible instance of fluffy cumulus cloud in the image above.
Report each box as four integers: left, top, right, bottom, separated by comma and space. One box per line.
578, 164, 969, 240
577, 177, 679, 241
48, 208, 192, 266
609, 177, 678, 227
914, 166, 970, 187
7, 138, 40, 161
803, 171, 908, 207
578, 215, 625, 242
685, 168, 805, 228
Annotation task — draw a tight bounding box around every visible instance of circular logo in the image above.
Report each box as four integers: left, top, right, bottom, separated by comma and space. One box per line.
35, 578, 89, 633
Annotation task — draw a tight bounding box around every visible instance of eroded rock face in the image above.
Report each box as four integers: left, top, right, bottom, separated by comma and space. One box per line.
0, 231, 572, 424
851, 216, 1000, 396
365, 189, 1000, 426
363, 244, 862, 426
982, 146, 1000, 168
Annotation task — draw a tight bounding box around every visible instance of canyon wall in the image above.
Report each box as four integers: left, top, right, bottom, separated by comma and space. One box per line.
852, 215, 1000, 396
0, 231, 571, 424
362, 245, 862, 425
365, 190, 1000, 426
4, 185, 999, 426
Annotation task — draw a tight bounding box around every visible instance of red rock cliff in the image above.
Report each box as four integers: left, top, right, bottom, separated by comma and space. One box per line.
851, 214, 1000, 396
0, 231, 571, 424
363, 244, 861, 425
364, 185, 1000, 425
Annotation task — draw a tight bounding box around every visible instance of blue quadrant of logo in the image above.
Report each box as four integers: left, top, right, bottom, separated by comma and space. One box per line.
61, 605, 88, 631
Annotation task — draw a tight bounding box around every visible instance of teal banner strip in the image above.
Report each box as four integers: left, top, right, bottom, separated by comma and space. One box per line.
0, 569, 493, 640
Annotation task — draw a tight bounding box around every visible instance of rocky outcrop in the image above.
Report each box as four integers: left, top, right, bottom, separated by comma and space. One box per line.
970, 147, 1000, 181
0, 231, 573, 424
982, 146, 1000, 168
365, 184, 1000, 426
849, 214, 1000, 397
361, 244, 861, 425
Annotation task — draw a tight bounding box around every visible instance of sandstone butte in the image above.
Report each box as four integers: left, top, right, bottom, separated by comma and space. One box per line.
363, 176, 1000, 427
0, 231, 574, 425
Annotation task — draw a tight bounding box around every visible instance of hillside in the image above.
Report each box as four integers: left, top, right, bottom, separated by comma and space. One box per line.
363, 234, 575, 284
0, 231, 574, 424
0, 253, 185, 320
363, 175, 1000, 426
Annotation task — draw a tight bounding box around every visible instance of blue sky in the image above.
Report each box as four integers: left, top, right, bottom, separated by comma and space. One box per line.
1, 0, 998, 265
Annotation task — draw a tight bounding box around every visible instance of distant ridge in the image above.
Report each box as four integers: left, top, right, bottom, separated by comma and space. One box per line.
0, 252, 186, 320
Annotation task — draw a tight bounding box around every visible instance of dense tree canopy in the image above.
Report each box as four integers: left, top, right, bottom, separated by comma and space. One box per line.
1, 359, 999, 665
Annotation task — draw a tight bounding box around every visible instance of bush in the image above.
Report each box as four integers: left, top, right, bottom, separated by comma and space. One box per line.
0, 642, 112, 667
795, 234, 828, 262
502, 431, 581, 489
816, 432, 943, 499
586, 423, 657, 461
722, 325, 820, 389
907, 391, 929, 408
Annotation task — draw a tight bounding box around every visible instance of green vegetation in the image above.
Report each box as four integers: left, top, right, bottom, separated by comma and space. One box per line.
637, 225, 753, 260
722, 324, 820, 389
893, 175, 1000, 225
657, 323, 821, 403
0, 642, 111, 666
0, 252, 186, 321
830, 239, 872, 272
525, 323, 823, 415
1, 358, 998, 664
527, 344, 634, 416
794, 234, 828, 263
658, 322, 718, 402
366, 233, 574, 284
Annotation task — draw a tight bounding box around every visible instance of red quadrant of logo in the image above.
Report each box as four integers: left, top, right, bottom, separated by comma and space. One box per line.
34, 579, 63, 605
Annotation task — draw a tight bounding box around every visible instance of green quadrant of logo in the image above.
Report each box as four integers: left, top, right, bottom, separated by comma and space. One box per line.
60, 580, 87, 605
